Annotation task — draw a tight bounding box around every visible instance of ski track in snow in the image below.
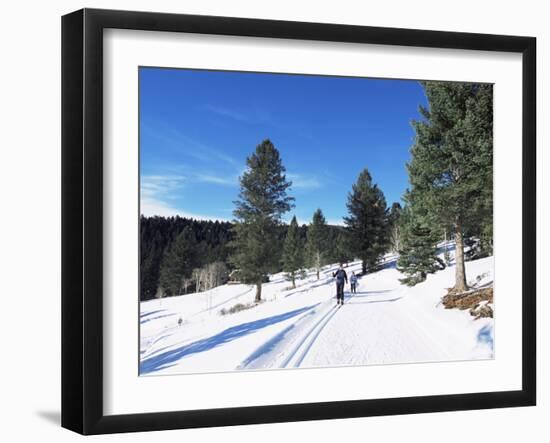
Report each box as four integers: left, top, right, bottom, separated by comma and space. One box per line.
280, 304, 340, 369
140, 249, 494, 376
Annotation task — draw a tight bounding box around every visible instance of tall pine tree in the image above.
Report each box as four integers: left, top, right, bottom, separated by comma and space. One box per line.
282, 216, 304, 288
408, 81, 493, 292
305, 209, 328, 280
344, 168, 389, 274
231, 139, 294, 302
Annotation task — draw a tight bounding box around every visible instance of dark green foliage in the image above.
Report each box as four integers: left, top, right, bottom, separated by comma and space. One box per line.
388, 202, 403, 253
159, 226, 199, 296
305, 209, 328, 279
408, 81, 493, 230
388, 202, 403, 224
140, 216, 233, 300
140, 229, 165, 301
307, 224, 351, 267
332, 230, 354, 266
231, 139, 294, 301
407, 81, 493, 291
397, 207, 444, 286
282, 216, 305, 287
344, 168, 389, 274
141, 214, 346, 300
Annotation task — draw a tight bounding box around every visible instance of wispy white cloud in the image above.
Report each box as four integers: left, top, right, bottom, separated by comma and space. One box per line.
195, 173, 238, 187
141, 197, 229, 221
168, 128, 243, 170
203, 104, 249, 122
143, 124, 242, 170
141, 197, 183, 217
141, 175, 185, 198
140, 174, 185, 216
326, 218, 345, 226
140, 174, 229, 221
287, 173, 322, 190
203, 104, 275, 126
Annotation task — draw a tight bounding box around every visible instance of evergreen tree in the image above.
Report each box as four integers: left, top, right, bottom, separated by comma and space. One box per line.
408, 81, 493, 292
344, 168, 389, 274
231, 139, 294, 302
158, 226, 199, 296
397, 206, 444, 286
282, 216, 304, 288
305, 209, 328, 279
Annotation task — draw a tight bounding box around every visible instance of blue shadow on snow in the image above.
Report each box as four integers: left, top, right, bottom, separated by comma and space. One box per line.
140, 313, 176, 325
350, 290, 394, 297
348, 297, 403, 305
477, 324, 494, 350
285, 280, 332, 298
140, 309, 165, 320
140, 303, 320, 374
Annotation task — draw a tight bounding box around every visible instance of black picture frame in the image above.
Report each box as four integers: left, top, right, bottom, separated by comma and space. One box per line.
61, 8, 536, 435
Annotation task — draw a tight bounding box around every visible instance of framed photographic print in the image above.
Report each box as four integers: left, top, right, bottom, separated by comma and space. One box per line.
61, 8, 536, 435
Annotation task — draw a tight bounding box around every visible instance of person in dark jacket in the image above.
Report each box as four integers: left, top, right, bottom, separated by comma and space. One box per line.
333, 265, 348, 305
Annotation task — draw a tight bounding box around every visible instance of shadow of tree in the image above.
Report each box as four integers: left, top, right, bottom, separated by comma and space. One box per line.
140, 303, 320, 374
285, 279, 332, 298
347, 297, 403, 305
477, 324, 494, 350
140, 309, 165, 320
350, 289, 394, 297
140, 313, 176, 325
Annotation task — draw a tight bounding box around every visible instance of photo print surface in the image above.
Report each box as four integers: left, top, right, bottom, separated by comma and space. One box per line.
138, 67, 494, 376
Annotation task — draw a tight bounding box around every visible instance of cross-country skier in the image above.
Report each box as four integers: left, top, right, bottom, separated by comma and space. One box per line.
350, 271, 358, 294
333, 265, 348, 305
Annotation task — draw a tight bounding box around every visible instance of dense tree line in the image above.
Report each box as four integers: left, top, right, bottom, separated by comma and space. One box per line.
140, 216, 233, 300
140, 210, 348, 301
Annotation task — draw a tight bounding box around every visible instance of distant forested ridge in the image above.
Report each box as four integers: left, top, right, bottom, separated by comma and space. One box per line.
140, 215, 347, 301
140, 216, 233, 300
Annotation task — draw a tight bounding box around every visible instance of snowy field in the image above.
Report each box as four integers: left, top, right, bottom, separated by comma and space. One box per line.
140, 252, 494, 376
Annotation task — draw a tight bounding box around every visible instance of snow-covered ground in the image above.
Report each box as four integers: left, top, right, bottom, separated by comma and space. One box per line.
140, 251, 494, 376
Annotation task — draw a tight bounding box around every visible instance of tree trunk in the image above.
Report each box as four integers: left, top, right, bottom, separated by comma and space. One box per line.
362, 260, 367, 275
255, 281, 262, 302
454, 223, 468, 293
316, 269, 320, 280
291, 275, 296, 289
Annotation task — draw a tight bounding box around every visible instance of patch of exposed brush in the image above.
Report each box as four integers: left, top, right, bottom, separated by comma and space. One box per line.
219, 301, 260, 316
442, 287, 493, 319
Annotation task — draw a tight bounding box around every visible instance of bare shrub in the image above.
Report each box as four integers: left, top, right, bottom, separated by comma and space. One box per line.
219, 301, 259, 316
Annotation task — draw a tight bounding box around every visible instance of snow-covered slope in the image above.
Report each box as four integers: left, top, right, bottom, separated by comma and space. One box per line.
140, 254, 494, 376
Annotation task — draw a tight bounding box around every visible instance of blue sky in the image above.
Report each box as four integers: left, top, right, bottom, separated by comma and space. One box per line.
140, 68, 427, 225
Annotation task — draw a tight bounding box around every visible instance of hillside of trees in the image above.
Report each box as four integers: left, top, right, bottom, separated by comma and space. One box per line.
140, 215, 350, 301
